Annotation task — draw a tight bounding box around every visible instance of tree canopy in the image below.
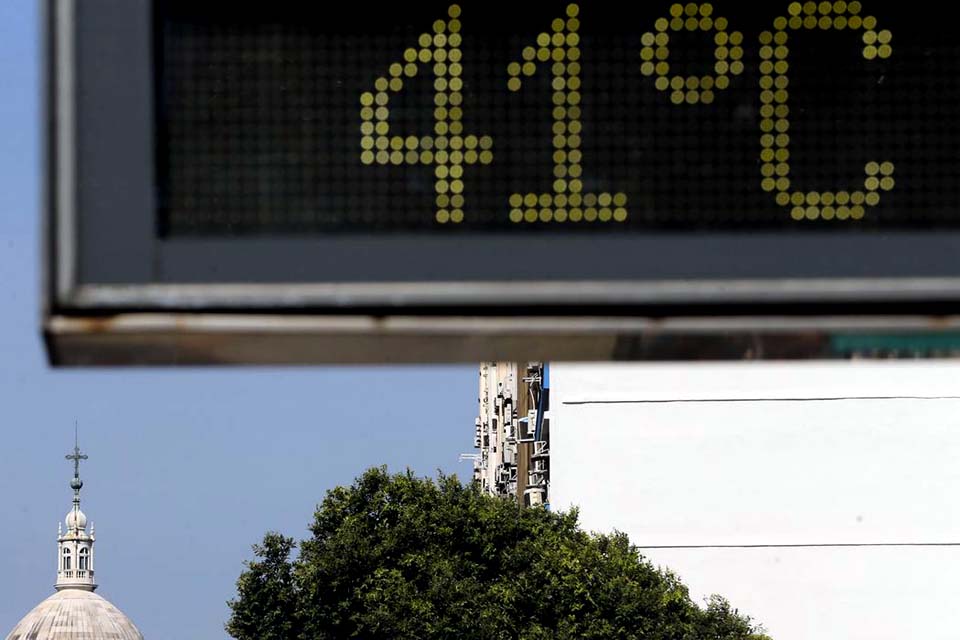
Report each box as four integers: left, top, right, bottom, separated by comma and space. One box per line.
227, 467, 770, 640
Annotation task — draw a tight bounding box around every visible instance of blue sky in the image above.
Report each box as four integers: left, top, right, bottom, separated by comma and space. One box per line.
0, 3, 477, 637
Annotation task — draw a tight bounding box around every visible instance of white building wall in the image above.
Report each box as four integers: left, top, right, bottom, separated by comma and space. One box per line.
550, 362, 960, 640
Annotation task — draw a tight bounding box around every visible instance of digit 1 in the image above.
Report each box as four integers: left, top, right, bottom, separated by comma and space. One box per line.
761, 1, 894, 222
506, 4, 627, 224
359, 4, 494, 225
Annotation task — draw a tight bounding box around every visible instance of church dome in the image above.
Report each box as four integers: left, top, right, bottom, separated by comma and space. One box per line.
5, 590, 143, 640
65, 507, 87, 531
5, 436, 145, 640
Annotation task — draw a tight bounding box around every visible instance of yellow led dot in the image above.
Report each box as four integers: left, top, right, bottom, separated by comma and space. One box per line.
730, 61, 744, 75
463, 150, 478, 164
569, 208, 583, 222
878, 45, 892, 58
789, 16, 803, 29
821, 206, 836, 220
833, 0, 847, 12
819, 0, 831, 13
776, 192, 791, 206
715, 17, 727, 29
583, 208, 597, 221
524, 209, 538, 223
851, 205, 866, 219
523, 193, 538, 208
863, 30, 877, 45
863, 15, 877, 29
434, 33, 447, 48
360, 150, 375, 165
877, 29, 892, 44
716, 76, 730, 90
788, 2, 803, 15
539, 209, 553, 223
700, 17, 713, 30
436, 210, 450, 224
671, 90, 685, 104
450, 210, 464, 224
819, 16, 832, 29
670, 17, 684, 30
835, 16, 847, 29
566, 3, 579, 17
836, 206, 850, 220
641, 62, 656, 76
567, 18, 580, 32
791, 206, 805, 220
614, 208, 628, 222
880, 177, 896, 191
880, 162, 894, 176
851, 191, 865, 205
865, 177, 880, 191
552, 33, 565, 48
762, 178, 777, 192
865, 192, 880, 206
552, 18, 565, 32
670, 4, 684, 18
805, 206, 820, 220
523, 62, 537, 76
776, 177, 791, 191
509, 209, 523, 223
848, 16, 862, 28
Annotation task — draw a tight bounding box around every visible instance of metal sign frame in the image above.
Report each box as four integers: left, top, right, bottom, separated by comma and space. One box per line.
44, 0, 960, 365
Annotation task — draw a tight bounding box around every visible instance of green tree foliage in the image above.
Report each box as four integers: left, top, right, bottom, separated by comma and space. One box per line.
227, 467, 771, 640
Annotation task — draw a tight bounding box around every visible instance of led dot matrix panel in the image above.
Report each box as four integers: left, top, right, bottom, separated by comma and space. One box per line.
157, 1, 958, 234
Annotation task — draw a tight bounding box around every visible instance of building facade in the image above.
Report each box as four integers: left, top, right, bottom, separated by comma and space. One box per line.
471, 362, 550, 507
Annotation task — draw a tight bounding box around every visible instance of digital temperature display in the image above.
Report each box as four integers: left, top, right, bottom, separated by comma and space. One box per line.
156, 1, 957, 233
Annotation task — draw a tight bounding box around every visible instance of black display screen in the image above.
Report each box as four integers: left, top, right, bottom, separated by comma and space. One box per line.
156, 1, 957, 234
